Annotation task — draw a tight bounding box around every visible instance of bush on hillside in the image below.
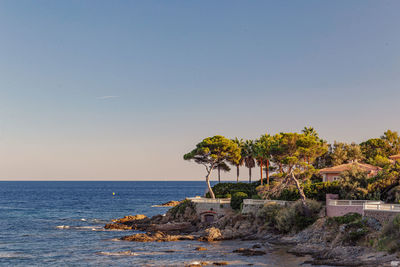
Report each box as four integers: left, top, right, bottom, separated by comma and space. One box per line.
207, 182, 257, 199
378, 215, 400, 253
265, 182, 341, 201
256, 203, 283, 227
326, 212, 362, 225
275, 199, 322, 233
230, 192, 248, 210
168, 200, 196, 219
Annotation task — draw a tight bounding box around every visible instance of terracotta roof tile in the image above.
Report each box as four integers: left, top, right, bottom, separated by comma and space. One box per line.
319, 162, 382, 174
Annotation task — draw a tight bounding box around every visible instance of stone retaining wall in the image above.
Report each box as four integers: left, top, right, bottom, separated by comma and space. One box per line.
193, 202, 232, 215
364, 210, 399, 225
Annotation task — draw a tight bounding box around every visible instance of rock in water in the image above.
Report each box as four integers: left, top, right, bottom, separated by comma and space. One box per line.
120, 231, 196, 242
233, 248, 266, 256
198, 227, 222, 242
153, 200, 181, 207
112, 214, 148, 223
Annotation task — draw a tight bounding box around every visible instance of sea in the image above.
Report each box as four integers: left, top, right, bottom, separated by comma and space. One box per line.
0, 181, 323, 266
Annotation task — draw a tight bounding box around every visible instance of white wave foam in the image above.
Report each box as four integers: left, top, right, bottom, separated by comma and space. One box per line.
0, 252, 26, 258
56, 225, 102, 231
97, 251, 137, 256
56, 225, 70, 229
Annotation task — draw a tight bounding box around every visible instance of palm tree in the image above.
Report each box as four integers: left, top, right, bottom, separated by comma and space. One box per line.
231, 138, 244, 182
254, 134, 273, 186
243, 140, 256, 183
213, 162, 231, 183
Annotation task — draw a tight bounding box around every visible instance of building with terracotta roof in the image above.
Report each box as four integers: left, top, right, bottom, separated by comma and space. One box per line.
319, 162, 382, 182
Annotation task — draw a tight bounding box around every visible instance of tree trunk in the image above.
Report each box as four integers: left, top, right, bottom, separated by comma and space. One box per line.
290, 171, 310, 215
260, 160, 263, 185
266, 159, 270, 185
236, 165, 239, 183
218, 165, 221, 183
206, 171, 215, 199
249, 167, 252, 183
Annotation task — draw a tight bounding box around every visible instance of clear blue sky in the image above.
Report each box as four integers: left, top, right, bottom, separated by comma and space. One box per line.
0, 1, 399, 180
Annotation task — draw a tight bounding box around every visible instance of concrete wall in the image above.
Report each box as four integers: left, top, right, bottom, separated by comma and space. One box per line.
326, 204, 364, 217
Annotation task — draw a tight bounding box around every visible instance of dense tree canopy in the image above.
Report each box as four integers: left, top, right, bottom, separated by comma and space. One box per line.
184, 135, 241, 199
183, 129, 400, 204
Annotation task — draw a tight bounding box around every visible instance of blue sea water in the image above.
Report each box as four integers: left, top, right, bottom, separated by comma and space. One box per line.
0, 181, 319, 266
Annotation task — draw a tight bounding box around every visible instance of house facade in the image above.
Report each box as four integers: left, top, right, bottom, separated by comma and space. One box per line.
319, 162, 382, 182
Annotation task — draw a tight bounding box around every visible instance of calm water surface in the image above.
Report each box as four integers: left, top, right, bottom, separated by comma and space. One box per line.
0, 181, 322, 266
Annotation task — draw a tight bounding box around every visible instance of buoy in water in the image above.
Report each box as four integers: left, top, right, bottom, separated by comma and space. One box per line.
112, 192, 115, 196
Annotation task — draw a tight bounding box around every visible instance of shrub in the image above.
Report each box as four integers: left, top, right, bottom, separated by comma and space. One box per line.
326, 213, 369, 245
275, 199, 322, 233
168, 200, 196, 218
269, 182, 340, 201
230, 192, 248, 210
326, 213, 362, 225
208, 182, 257, 198
256, 203, 282, 227
378, 214, 400, 253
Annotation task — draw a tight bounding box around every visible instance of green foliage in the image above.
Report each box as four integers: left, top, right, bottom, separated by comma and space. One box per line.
275, 199, 322, 233
385, 186, 400, 204
377, 215, 400, 253
208, 182, 257, 199
265, 181, 341, 201
256, 203, 283, 227
326, 213, 370, 244
230, 192, 248, 210
183, 135, 241, 165
242, 140, 256, 182
359, 130, 400, 164
326, 213, 362, 225
369, 155, 392, 168
338, 166, 370, 200
184, 135, 241, 198
329, 142, 364, 166
168, 200, 196, 218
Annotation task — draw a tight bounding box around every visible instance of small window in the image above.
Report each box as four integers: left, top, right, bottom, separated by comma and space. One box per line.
333, 176, 340, 181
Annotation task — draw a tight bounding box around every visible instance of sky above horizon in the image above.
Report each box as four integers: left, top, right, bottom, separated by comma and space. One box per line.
0, 1, 399, 181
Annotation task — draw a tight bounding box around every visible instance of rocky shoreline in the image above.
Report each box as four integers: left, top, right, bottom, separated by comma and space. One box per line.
104, 201, 400, 267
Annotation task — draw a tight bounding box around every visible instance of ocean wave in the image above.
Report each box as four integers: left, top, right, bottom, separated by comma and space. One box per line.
56, 225, 103, 231
0, 252, 28, 258
97, 251, 137, 256
56, 225, 70, 229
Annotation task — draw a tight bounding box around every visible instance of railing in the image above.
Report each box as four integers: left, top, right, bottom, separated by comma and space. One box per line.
243, 199, 291, 206
187, 197, 231, 204
328, 200, 382, 206
363, 203, 400, 212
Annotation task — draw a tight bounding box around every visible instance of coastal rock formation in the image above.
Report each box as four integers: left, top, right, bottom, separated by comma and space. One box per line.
148, 222, 195, 233
197, 227, 222, 242
153, 200, 181, 207
112, 214, 148, 223
120, 231, 196, 242
105, 214, 152, 231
